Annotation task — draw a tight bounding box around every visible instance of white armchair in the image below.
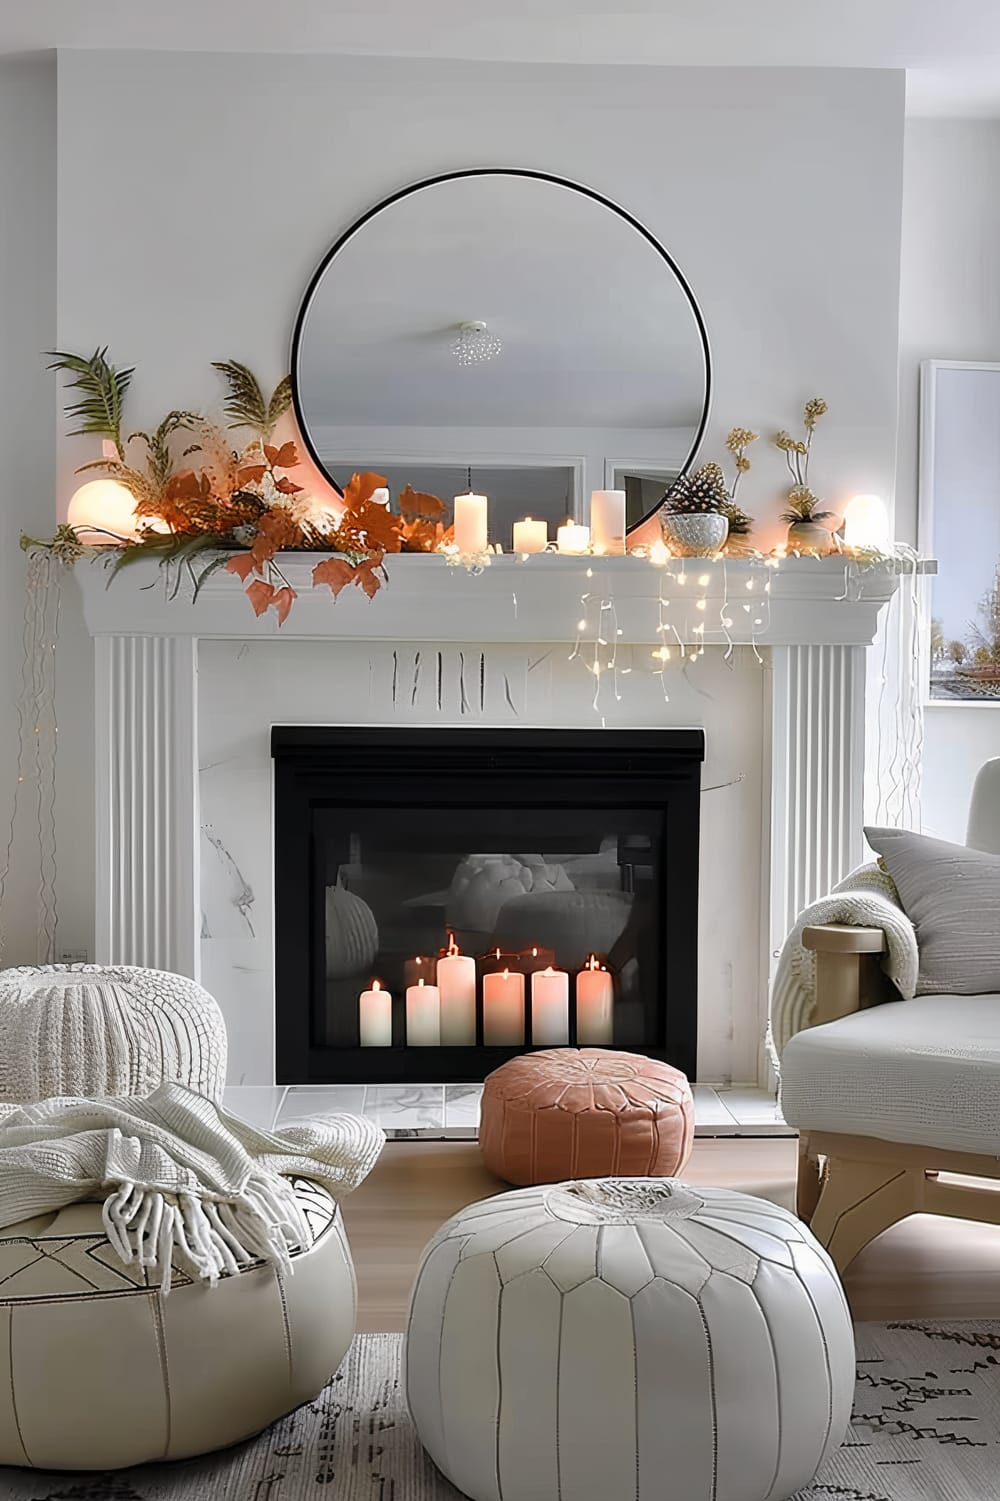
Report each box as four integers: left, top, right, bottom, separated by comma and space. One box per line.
781, 759, 1000, 1273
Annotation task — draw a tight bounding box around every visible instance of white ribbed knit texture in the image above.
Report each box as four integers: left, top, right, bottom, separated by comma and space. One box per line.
768, 862, 920, 1063
0, 964, 228, 1104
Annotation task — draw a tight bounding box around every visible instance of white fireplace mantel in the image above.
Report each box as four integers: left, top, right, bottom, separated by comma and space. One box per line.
74, 550, 926, 1087
76, 551, 910, 647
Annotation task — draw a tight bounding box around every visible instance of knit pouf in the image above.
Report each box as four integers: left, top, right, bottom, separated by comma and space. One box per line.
0, 965, 227, 1104
406, 1178, 855, 1501
0, 1179, 355, 1469
479, 1047, 694, 1185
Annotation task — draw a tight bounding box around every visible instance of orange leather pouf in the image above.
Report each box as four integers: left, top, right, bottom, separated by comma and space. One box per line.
479, 1048, 694, 1186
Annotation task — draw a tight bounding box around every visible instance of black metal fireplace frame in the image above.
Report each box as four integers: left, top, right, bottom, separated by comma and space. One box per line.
272, 726, 704, 1085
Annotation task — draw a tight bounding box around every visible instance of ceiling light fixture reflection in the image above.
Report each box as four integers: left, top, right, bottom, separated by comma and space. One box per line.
452, 320, 503, 367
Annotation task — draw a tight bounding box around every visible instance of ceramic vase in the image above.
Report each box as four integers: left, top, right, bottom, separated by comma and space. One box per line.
786, 519, 833, 556
661, 511, 729, 557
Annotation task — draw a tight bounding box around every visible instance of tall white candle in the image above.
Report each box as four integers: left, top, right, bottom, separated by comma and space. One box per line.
438, 933, 477, 1046
590, 490, 626, 555
483, 968, 525, 1046
454, 492, 489, 554
556, 521, 590, 555
406, 978, 441, 1046
359, 979, 392, 1047
512, 516, 548, 554
531, 966, 569, 1046
576, 956, 614, 1045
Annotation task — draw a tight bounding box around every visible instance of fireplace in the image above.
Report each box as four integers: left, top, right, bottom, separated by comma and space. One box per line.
272, 726, 704, 1083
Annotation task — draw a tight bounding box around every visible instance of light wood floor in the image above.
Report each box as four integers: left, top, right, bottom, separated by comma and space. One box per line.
341, 1138, 1000, 1332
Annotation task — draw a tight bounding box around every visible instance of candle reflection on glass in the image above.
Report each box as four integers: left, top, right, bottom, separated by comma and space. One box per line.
483, 968, 525, 1045
576, 955, 614, 1045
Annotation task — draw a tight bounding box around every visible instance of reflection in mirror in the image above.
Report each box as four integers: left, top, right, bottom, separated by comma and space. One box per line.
292, 171, 710, 541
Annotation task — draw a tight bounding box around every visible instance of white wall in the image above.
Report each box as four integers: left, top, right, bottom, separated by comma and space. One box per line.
53, 51, 906, 970
898, 120, 1000, 841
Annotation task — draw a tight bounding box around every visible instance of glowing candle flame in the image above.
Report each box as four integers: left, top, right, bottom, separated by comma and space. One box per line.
371, 979, 381, 990
446, 932, 460, 957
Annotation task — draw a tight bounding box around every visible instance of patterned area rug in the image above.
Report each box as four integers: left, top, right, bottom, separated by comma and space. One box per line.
4, 1322, 1000, 1500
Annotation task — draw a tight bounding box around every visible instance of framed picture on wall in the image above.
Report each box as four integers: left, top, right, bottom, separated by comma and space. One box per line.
919, 359, 1000, 702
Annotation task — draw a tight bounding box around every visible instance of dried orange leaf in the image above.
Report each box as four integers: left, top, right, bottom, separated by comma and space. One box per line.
225, 553, 257, 581
246, 578, 275, 616
271, 585, 296, 625
398, 484, 445, 520
342, 471, 388, 511
312, 556, 356, 598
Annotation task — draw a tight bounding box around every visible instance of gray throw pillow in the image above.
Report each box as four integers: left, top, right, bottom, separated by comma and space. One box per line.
865, 825, 1000, 995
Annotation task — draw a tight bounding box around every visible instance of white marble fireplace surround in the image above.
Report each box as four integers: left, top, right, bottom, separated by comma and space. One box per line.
76, 551, 904, 1091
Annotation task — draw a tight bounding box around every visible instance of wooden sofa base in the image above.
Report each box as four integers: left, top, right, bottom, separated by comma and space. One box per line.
800, 1130, 1000, 1274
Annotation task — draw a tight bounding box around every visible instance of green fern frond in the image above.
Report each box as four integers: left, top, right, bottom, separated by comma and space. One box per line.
128, 410, 202, 488
213, 360, 292, 441
47, 348, 134, 457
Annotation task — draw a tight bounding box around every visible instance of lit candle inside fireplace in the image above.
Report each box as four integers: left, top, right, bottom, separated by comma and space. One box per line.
576, 955, 614, 1045
454, 492, 489, 554
531, 965, 569, 1046
437, 932, 477, 1046
406, 977, 441, 1047
483, 968, 524, 1046
404, 955, 437, 991
359, 979, 392, 1047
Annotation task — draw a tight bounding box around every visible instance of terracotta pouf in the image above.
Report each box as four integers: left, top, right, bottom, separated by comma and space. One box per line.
480, 1048, 694, 1185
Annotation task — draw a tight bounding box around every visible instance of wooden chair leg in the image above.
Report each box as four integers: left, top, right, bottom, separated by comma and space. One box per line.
796, 1133, 823, 1222
809, 1155, 919, 1274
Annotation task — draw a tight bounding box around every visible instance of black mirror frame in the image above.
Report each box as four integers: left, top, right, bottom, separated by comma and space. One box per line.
289, 167, 712, 534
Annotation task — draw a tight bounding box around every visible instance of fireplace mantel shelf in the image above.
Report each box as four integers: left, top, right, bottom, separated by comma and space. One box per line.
75, 552, 931, 648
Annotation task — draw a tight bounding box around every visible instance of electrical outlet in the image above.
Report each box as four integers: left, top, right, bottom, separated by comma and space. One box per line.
59, 949, 89, 966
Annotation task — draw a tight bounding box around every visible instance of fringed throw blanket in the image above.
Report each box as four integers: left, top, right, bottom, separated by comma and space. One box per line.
0, 1083, 384, 1294
768, 861, 920, 1065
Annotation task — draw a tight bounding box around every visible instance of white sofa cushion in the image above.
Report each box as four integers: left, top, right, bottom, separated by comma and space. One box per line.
781, 993, 1000, 1155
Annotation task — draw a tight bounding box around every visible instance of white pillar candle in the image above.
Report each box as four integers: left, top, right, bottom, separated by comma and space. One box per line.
483, 968, 525, 1046
454, 492, 489, 554
406, 978, 441, 1047
438, 933, 477, 1046
576, 956, 614, 1045
404, 955, 437, 991
531, 965, 569, 1046
556, 521, 590, 555
512, 517, 548, 554
590, 490, 626, 555
359, 979, 392, 1047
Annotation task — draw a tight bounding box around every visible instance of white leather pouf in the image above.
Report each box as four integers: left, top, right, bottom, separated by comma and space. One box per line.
0, 964, 227, 1103
0, 1178, 356, 1469
406, 1178, 855, 1501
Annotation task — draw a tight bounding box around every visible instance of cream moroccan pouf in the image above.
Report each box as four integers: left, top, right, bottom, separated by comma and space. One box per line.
406, 1179, 855, 1501
0, 1178, 356, 1470
0, 965, 227, 1103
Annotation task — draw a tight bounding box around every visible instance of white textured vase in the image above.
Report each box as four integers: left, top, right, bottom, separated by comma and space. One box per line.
406, 1178, 855, 1501
661, 511, 729, 556
0, 964, 228, 1103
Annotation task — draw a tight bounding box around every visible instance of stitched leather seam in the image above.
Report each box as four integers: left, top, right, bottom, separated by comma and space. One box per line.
750, 1278, 783, 1501
493, 1255, 504, 1501
149, 1282, 172, 1459
275, 1267, 294, 1386
7, 1312, 29, 1467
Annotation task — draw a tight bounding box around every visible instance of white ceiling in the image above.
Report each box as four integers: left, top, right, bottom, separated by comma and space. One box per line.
5, 0, 1000, 116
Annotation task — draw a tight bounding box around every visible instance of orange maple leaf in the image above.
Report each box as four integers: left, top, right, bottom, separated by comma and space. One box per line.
265, 441, 299, 470
398, 484, 445, 521
356, 498, 402, 553
342, 471, 388, 511
226, 553, 257, 581
401, 517, 445, 553
312, 556, 356, 599
246, 578, 275, 617
271, 586, 296, 625
236, 464, 267, 487
274, 475, 303, 495
165, 469, 212, 502
250, 509, 301, 569
355, 555, 385, 599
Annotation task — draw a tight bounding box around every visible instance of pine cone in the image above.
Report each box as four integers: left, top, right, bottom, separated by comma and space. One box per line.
663, 463, 728, 516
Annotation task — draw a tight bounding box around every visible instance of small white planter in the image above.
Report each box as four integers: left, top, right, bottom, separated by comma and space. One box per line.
661, 511, 729, 557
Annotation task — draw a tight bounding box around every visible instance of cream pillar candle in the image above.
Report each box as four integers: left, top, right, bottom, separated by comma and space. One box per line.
454, 492, 489, 554
531, 965, 569, 1045
437, 933, 477, 1046
556, 521, 590, 554
512, 517, 548, 554
590, 490, 626, 555
576, 955, 614, 1045
483, 968, 525, 1045
359, 979, 392, 1047
406, 977, 441, 1047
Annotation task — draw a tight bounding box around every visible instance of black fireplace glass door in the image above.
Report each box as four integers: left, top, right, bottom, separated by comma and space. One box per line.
315, 805, 665, 1054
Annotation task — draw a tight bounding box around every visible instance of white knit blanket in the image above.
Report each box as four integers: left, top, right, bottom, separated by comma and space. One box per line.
768, 862, 920, 1063
0, 1083, 384, 1294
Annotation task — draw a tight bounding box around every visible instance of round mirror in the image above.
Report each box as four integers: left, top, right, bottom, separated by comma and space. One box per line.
291, 170, 711, 537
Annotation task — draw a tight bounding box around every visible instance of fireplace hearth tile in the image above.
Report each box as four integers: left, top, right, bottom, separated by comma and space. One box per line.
444, 1083, 483, 1130
366, 1084, 446, 1132
279, 1085, 367, 1122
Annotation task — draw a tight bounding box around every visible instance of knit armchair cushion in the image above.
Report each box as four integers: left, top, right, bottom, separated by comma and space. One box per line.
0, 965, 227, 1104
